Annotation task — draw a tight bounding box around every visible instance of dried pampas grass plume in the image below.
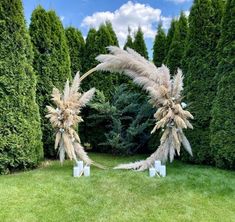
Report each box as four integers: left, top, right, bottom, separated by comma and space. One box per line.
46, 71, 104, 168
94, 46, 194, 171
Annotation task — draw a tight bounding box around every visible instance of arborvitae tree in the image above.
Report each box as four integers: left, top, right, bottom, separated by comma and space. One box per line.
82, 24, 116, 97
210, 0, 235, 169
83, 28, 97, 74
0, 0, 43, 173
124, 27, 134, 50
133, 27, 148, 59
182, 0, 223, 164
153, 24, 166, 67
164, 19, 177, 59
209, 0, 225, 85
29, 6, 71, 158
80, 24, 120, 144
65, 27, 85, 77
165, 12, 188, 74
94, 24, 117, 97
105, 21, 119, 46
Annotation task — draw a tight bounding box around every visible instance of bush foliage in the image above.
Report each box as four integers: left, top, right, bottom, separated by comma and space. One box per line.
181, 0, 224, 165
81, 85, 157, 155
29, 6, 71, 158
210, 0, 235, 169
0, 0, 43, 174
65, 27, 85, 77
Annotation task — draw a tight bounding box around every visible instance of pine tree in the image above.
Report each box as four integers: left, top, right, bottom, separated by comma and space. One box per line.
0, 0, 43, 173
210, 0, 235, 169
124, 27, 134, 50
182, 0, 224, 164
105, 21, 119, 46
165, 12, 188, 74
153, 24, 166, 67
65, 27, 85, 77
133, 27, 148, 59
164, 19, 177, 59
29, 6, 71, 158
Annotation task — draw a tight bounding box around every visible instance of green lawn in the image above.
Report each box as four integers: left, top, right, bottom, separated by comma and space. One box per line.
0, 153, 234, 222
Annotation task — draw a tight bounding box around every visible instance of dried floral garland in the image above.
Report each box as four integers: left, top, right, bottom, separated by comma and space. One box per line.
46, 72, 103, 167
93, 46, 194, 171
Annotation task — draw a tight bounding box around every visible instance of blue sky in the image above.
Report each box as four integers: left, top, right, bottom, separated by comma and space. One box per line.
22, 0, 193, 58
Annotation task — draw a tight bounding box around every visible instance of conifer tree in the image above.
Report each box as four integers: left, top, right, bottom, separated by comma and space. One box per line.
29, 6, 71, 158
182, 0, 223, 164
83, 28, 97, 73
124, 27, 134, 50
65, 27, 85, 77
80, 24, 120, 144
165, 12, 188, 74
82, 25, 116, 97
94, 24, 116, 97
0, 0, 43, 173
133, 27, 148, 59
209, 0, 225, 85
164, 19, 177, 59
105, 21, 119, 46
210, 0, 235, 169
153, 24, 166, 67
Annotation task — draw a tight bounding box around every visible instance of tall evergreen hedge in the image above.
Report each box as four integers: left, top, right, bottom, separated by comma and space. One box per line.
165, 12, 188, 74
83, 28, 97, 72
105, 21, 119, 46
182, 0, 223, 164
82, 24, 120, 98
124, 27, 134, 50
210, 0, 235, 169
65, 27, 85, 77
133, 27, 148, 59
164, 19, 177, 61
0, 0, 43, 174
153, 24, 166, 67
29, 6, 71, 158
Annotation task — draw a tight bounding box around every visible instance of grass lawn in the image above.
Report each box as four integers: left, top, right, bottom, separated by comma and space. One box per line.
0, 153, 234, 222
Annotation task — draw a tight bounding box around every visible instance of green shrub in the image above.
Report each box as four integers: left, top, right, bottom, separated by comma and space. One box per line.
153, 24, 166, 67
65, 27, 85, 77
0, 0, 43, 174
165, 12, 188, 74
82, 24, 121, 99
210, 0, 235, 169
29, 6, 71, 158
81, 85, 158, 155
133, 27, 148, 59
181, 0, 224, 165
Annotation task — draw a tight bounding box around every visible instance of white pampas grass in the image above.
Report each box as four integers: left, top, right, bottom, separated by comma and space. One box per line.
94, 46, 194, 171
46, 72, 101, 167
78, 88, 96, 107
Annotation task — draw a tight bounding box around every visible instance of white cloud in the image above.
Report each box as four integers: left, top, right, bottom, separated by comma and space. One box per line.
60, 16, 65, 21
184, 10, 190, 17
81, 1, 172, 47
167, 0, 190, 4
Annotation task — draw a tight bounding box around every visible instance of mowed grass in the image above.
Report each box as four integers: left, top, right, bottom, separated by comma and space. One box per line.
0, 153, 234, 222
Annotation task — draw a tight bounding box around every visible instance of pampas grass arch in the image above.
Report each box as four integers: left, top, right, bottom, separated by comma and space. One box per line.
94, 46, 194, 171
47, 46, 193, 171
